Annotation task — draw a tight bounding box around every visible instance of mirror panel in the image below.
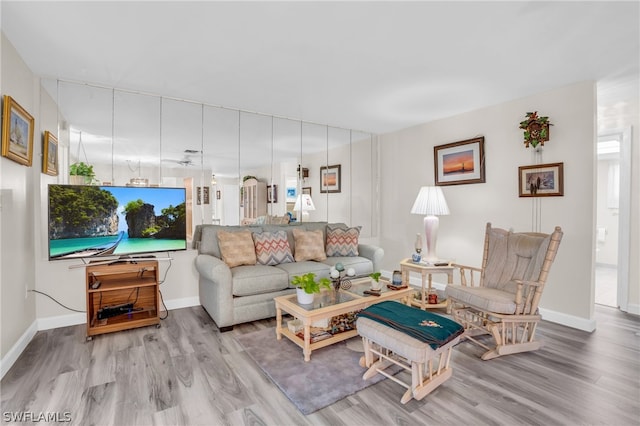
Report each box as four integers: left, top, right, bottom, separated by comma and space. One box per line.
273, 118, 301, 221
58, 81, 113, 183
203, 106, 240, 225
300, 122, 328, 223
239, 112, 272, 223
48, 81, 377, 232
327, 126, 351, 225
112, 91, 161, 186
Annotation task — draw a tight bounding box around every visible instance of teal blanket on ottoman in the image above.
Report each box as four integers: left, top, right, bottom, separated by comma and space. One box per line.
358, 301, 464, 349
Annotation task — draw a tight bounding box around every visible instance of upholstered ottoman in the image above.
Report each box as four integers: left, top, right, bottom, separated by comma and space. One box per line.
356, 301, 464, 404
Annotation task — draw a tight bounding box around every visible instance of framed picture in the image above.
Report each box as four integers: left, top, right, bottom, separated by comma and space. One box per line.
267, 184, 278, 203
434, 136, 485, 186
302, 186, 312, 196
286, 187, 297, 202
197, 186, 210, 205
1, 95, 35, 167
216, 190, 221, 200
42, 131, 58, 175
518, 162, 564, 197
320, 164, 341, 193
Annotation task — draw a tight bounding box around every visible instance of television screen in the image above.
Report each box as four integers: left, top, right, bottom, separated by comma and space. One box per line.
48, 184, 187, 260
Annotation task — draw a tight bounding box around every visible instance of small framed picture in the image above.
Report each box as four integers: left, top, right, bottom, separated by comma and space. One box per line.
302, 186, 312, 197
434, 137, 485, 186
197, 187, 210, 205
216, 190, 221, 200
286, 187, 297, 202
320, 164, 341, 193
267, 184, 278, 203
42, 131, 58, 175
518, 162, 564, 197
1, 95, 35, 167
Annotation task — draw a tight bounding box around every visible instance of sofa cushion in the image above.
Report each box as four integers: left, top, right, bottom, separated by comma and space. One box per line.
326, 224, 361, 257
198, 225, 262, 258
218, 230, 257, 267
252, 231, 294, 266
232, 265, 289, 296
293, 228, 327, 262
445, 284, 517, 314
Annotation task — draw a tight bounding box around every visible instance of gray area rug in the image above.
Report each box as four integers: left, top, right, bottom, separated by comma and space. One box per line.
236, 328, 388, 415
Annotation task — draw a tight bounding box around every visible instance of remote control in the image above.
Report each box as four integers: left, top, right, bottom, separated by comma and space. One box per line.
91, 280, 101, 289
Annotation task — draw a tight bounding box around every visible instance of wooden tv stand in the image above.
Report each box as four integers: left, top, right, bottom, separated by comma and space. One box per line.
85, 259, 160, 340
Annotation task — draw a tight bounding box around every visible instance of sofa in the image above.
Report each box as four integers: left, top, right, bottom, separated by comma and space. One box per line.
193, 222, 384, 331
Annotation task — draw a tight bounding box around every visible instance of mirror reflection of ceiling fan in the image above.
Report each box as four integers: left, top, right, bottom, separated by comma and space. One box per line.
163, 149, 202, 166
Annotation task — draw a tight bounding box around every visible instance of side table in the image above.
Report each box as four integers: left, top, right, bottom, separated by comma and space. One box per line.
400, 258, 454, 310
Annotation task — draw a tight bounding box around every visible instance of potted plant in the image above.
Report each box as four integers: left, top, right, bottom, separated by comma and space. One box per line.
291, 272, 331, 304
369, 272, 382, 291
69, 161, 96, 185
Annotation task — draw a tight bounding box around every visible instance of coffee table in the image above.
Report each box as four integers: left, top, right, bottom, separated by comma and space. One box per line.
274, 277, 413, 362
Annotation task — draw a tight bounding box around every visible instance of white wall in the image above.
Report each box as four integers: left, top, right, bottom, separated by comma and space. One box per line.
379, 81, 598, 329
1, 33, 38, 364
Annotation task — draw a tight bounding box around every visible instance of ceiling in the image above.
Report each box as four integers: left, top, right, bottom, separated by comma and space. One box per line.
1, 1, 638, 136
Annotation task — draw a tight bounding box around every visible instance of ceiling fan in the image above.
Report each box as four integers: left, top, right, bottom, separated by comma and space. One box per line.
163, 149, 202, 167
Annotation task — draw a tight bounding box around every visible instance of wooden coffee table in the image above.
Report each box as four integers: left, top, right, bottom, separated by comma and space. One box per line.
274, 277, 413, 362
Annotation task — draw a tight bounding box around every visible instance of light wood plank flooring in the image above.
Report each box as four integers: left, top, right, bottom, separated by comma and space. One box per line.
1, 305, 638, 425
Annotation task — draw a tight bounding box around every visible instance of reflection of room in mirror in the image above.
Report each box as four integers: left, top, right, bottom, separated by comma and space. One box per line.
46, 78, 377, 235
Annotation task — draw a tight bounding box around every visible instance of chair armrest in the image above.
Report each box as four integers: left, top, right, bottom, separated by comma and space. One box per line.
358, 244, 384, 272
512, 279, 543, 314
452, 263, 483, 287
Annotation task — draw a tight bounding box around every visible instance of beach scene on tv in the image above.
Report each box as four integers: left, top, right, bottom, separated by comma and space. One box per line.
48, 185, 187, 259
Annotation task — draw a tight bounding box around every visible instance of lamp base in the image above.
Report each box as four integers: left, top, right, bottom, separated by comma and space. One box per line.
424, 215, 439, 262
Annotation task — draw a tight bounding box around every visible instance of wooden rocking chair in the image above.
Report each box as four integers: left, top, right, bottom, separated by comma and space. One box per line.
445, 223, 563, 360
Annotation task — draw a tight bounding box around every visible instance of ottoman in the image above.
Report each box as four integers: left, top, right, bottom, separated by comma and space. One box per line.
356, 301, 464, 404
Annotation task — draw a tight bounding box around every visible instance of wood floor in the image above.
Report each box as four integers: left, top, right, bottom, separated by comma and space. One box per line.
1, 305, 638, 426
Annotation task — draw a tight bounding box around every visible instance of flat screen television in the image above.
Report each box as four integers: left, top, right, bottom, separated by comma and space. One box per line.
48, 184, 187, 260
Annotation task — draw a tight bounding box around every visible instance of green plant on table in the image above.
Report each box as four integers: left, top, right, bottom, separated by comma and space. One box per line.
291, 272, 331, 294
369, 272, 382, 282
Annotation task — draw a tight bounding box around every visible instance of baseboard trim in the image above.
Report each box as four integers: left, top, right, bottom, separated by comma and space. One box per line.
37, 312, 86, 330
1, 320, 37, 379
624, 303, 640, 316
538, 308, 596, 332
163, 296, 200, 311
1, 296, 202, 379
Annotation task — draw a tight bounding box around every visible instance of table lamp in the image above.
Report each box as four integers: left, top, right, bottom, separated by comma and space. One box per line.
410, 186, 449, 262
293, 193, 315, 222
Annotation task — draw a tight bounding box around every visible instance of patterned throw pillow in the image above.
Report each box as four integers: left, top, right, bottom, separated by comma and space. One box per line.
217, 230, 257, 267
326, 225, 361, 257
292, 229, 327, 262
252, 231, 294, 266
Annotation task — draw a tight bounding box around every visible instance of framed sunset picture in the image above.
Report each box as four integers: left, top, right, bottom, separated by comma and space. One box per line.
434, 136, 485, 185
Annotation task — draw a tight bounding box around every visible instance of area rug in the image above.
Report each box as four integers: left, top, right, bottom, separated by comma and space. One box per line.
236, 328, 390, 415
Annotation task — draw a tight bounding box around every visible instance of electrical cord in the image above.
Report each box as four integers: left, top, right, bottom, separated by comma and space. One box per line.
29, 290, 85, 313
31, 255, 172, 319
159, 289, 169, 320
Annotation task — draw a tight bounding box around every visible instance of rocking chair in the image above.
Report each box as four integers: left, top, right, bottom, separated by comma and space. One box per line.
445, 222, 563, 360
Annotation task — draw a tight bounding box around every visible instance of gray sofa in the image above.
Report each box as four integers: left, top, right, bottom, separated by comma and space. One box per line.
193, 222, 383, 331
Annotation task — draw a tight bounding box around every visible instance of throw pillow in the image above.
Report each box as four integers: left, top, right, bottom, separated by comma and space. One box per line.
293, 228, 327, 262
217, 230, 257, 267
252, 231, 294, 266
326, 225, 361, 257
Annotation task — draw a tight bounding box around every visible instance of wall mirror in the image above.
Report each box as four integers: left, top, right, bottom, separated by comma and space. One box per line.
43, 79, 377, 238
